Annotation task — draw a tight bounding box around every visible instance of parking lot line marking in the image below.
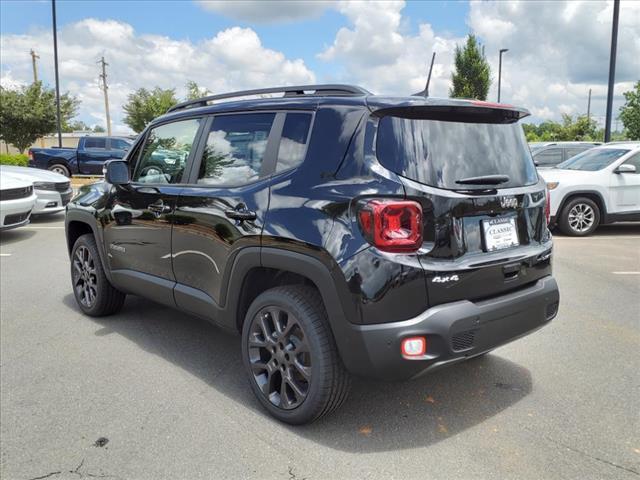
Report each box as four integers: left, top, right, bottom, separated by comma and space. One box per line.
0, 253, 11, 257
612, 271, 640, 275
555, 236, 640, 240
23, 226, 65, 229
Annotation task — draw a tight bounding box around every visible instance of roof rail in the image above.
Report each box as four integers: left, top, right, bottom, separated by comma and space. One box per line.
166, 84, 370, 113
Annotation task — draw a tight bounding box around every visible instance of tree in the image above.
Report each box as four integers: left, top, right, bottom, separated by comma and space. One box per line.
93, 125, 106, 133
450, 34, 491, 100
0, 82, 79, 153
619, 81, 640, 140
522, 114, 599, 142
185, 80, 210, 101
122, 87, 178, 133
63, 120, 90, 133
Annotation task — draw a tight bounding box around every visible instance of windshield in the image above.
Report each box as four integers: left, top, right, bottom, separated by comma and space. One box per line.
555, 148, 629, 171
376, 116, 538, 190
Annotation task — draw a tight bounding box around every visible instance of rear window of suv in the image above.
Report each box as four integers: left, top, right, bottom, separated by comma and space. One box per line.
376, 116, 538, 190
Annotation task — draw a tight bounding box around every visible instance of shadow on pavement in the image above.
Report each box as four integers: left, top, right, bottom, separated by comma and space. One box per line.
63, 293, 532, 453
553, 222, 640, 237
0, 228, 36, 246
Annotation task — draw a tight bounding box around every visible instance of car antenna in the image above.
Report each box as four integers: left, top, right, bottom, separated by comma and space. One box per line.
413, 51, 436, 97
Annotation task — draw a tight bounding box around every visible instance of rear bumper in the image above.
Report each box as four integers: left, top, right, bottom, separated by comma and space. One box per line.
339, 275, 559, 380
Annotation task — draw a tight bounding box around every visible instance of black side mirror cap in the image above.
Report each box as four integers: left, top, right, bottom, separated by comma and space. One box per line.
104, 160, 130, 185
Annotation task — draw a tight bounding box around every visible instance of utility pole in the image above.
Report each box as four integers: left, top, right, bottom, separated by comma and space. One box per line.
604, 0, 620, 143
51, 0, 63, 148
498, 48, 508, 103
98, 56, 112, 135
30, 49, 40, 83
587, 88, 592, 123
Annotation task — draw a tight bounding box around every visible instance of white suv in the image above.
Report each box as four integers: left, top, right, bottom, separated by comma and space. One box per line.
539, 142, 640, 236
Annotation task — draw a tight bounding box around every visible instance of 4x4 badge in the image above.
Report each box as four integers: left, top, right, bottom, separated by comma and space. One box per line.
500, 196, 518, 209
432, 275, 459, 283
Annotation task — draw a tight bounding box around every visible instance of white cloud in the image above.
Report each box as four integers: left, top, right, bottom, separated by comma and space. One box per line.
317, 0, 639, 125
468, 0, 640, 124
197, 0, 335, 24
0, 20, 315, 133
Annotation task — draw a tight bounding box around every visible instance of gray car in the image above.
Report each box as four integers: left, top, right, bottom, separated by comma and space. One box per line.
529, 141, 601, 169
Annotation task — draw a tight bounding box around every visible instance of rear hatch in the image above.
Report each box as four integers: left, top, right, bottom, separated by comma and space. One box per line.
374, 103, 552, 306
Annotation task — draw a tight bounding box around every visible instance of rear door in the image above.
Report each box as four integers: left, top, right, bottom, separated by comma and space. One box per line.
77, 137, 111, 174
171, 112, 282, 316
375, 110, 552, 306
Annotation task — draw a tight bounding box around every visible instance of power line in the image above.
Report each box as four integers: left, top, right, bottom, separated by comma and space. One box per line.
98, 56, 112, 136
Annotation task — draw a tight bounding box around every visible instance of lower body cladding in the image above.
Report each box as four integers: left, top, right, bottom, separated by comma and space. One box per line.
338, 275, 559, 381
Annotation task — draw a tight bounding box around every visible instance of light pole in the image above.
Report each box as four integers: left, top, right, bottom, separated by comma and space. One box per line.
51, 0, 62, 148
498, 48, 508, 103
604, 0, 620, 142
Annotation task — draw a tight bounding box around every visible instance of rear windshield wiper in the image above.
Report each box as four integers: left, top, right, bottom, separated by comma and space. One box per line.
455, 175, 510, 185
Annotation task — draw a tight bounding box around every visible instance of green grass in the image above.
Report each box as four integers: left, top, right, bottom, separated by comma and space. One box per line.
0, 153, 29, 167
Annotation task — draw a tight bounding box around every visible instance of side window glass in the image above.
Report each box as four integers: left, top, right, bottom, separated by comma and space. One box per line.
197, 113, 275, 186
133, 119, 201, 184
535, 148, 563, 166
84, 137, 106, 150
622, 152, 640, 173
112, 139, 131, 150
565, 148, 587, 159
276, 113, 312, 172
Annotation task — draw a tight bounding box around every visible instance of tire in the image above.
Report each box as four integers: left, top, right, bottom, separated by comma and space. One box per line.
241, 285, 351, 425
48, 163, 70, 177
559, 197, 600, 236
71, 234, 126, 316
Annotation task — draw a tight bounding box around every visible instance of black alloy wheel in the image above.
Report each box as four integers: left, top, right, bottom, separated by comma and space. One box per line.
242, 286, 351, 424
72, 245, 98, 308
247, 306, 311, 409
70, 234, 126, 316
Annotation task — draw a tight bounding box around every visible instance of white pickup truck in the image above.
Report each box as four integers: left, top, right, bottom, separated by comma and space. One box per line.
539, 142, 640, 236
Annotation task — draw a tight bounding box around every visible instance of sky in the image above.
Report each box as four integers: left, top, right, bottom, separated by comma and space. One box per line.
1, 0, 638, 134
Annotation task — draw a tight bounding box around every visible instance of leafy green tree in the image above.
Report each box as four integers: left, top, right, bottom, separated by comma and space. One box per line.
522, 114, 599, 142
450, 34, 491, 100
619, 81, 640, 140
186, 81, 211, 101
0, 82, 79, 153
93, 125, 106, 133
123, 87, 178, 133
63, 120, 90, 132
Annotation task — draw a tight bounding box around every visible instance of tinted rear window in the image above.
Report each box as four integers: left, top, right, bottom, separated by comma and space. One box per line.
377, 116, 538, 189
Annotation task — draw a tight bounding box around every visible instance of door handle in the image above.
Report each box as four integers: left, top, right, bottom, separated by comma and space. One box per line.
225, 207, 257, 221
148, 200, 172, 215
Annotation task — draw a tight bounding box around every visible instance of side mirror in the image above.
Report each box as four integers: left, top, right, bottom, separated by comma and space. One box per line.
615, 164, 636, 174
104, 160, 130, 185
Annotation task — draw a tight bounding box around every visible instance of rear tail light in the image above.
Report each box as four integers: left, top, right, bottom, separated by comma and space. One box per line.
545, 187, 551, 225
28, 150, 34, 161
358, 199, 423, 253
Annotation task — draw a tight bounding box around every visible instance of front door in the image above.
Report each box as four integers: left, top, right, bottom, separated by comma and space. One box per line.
103, 117, 203, 286
171, 112, 280, 318
610, 153, 640, 213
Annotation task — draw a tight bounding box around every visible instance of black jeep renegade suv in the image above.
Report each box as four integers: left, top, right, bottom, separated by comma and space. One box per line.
65, 85, 559, 424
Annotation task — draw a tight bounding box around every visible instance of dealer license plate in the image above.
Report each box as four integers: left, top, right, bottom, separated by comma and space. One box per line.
482, 217, 519, 251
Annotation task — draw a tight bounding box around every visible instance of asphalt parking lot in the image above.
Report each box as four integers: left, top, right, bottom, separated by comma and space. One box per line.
1, 214, 639, 480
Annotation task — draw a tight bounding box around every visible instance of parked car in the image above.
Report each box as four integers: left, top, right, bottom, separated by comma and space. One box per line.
28, 136, 133, 177
65, 85, 559, 424
0, 174, 36, 230
539, 142, 640, 236
529, 141, 601, 169
0, 165, 72, 215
